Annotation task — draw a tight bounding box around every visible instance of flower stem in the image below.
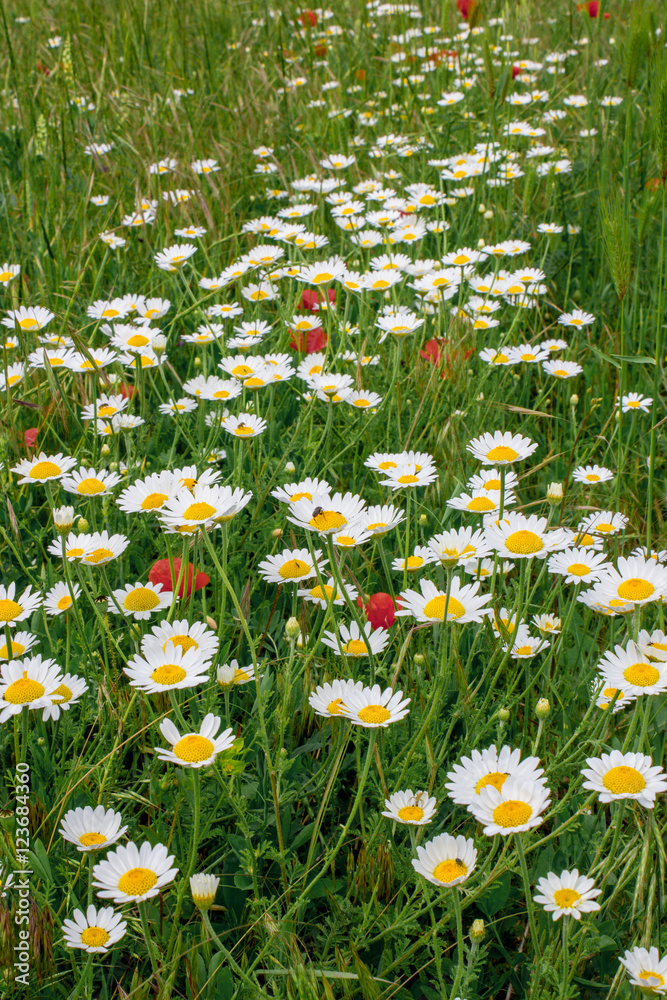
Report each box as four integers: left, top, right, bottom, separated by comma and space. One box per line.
449, 888, 465, 1000
514, 833, 540, 958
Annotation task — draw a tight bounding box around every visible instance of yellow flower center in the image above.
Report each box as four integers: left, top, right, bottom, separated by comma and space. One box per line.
594, 523, 614, 534
432, 859, 468, 884
80, 926, 111, 947
467, 496, 496, 511
235, 425, 254, 436
624, 663, 660, 687
165, 635, 197, 653
179, 477, 197, 489
117, 867, 158, 896
484, 478, 501, 490
602, 765, 646, 795
128, 333, 149, 347
19, 317, 38, 329
567, 562, 591, 577
151, 664, 187, 685
397, 474, 419, 484
4, 674, 46, 704
406, 556, 424, 570
173, 734, 215, 762
98, 405, 117, 417
0, 639, 25, 657
278, 558, 311, 580
0, 271, 13, 281
504, 530, 543, 555
638, 972, 665, 987
627, 400, 640, 408
0, 599, 23, 623
309, 510, 346, 531
49, 358, 64, 366
475, 771, 508, 794
124, 588, 160, 612
366, 522, 387, 531
141, 492, 168, 510
336, 535, 357, 546
30, 460, 61, 479
66, 547, 85, 559
244, 377, 265, 388
492, 800, 533, 828
326, 697, 344, 715
552, 888, 582, 909
53, 683, 72, 702
234, 668, 250, 683
357, 704, 391, 724
585, 474, 600, 482
397, 805, 425, 822
183, 502, 216, 521
79, 832, 107, 847
314, 272, 334, 283
309, 584, 335, 601
78, 477, 107, 497
423, 595, 466, 621
486, 445, 519, 462
341, 639, 368, 656
231, 364, 253, 378
617, 579, 655, 602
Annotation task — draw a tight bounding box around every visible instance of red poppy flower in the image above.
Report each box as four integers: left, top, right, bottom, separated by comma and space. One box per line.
419, 338, 446, 366
148, 558, 209, 597
512, 65, 521, 79
299, 288, 336, 313
357, 592, 401, 630
288, 327, 328, 353
119, 382, 135, 400
300, 10, 317, 28
456, 0, 476, 19
24, 428, 38, 449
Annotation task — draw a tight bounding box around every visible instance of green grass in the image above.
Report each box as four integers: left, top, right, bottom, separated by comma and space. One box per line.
1, 1, 667, 999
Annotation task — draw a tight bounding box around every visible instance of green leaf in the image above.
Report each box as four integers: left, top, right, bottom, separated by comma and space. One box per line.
27, 839, 53, 884
611, 354, 656, 364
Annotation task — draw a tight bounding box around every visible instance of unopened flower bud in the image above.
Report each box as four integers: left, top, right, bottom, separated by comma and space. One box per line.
285, 461, 296, 473
498, 707, 510, 722
53, 505, 75, 535
477, 237, 486, 248
470, 918, 485, 942
484, 210, 494, 220
206, 616, 217, 630
106, 373, 119, 385
194, 356, 202, 368
76, 517, 89, 533
285, 616, 301, 640
570, 394, 579, 406
414, 653, 426, 666
536, 697, 550, 719
546, 482, 563, 505
101, 443, 110, 456
418, 513, 428, 525
109, 462, 118, 472
190, 873, 220, 911
152, 334, 167, 354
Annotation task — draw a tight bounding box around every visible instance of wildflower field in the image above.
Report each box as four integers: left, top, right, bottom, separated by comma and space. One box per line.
3, 0, 667, 997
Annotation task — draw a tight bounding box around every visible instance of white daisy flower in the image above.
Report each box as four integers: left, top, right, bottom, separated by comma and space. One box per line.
340, 684, 410, 728
588, 556, 667, 609
572, 464, 614, 485
391, 545, 438, 573
125, 642, 211, 693
92, 841, 178, 903
533, 869, 601, 920
581, 751, 667, 808
44, 581, 81, 616
142, 619, 219, 660
382, 789, 437, 826
412, 833, 477, 887
577, 510, 628, 537
62, 904, 127, 953
60, 805, 128, 853
466, 431, 538, 466
271, 478, 332, 505
288, 492, 367, 535
485, 513, 570, 560
445, 745, 545, 807
216, 660, 256, 687
597, 641, 667, 698
155, 713, 235, 768
297, 575, 359, 609
468, 776, 551, 835
257, 548, 326, 584
0, 630, 38, 660
108, 581, 172, 620
396, 576, 492, 625
190, 873, 220, 910
11, 452, 77, 484
620, 947, 667, 994
0, 655, 63, 722
321, 620, 390, 657
308, 679, 364, 718
547, 547, 612, 585
43, 672, 88, 720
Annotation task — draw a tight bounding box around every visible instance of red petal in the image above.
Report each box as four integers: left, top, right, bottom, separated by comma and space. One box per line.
148, 558, 210, 597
